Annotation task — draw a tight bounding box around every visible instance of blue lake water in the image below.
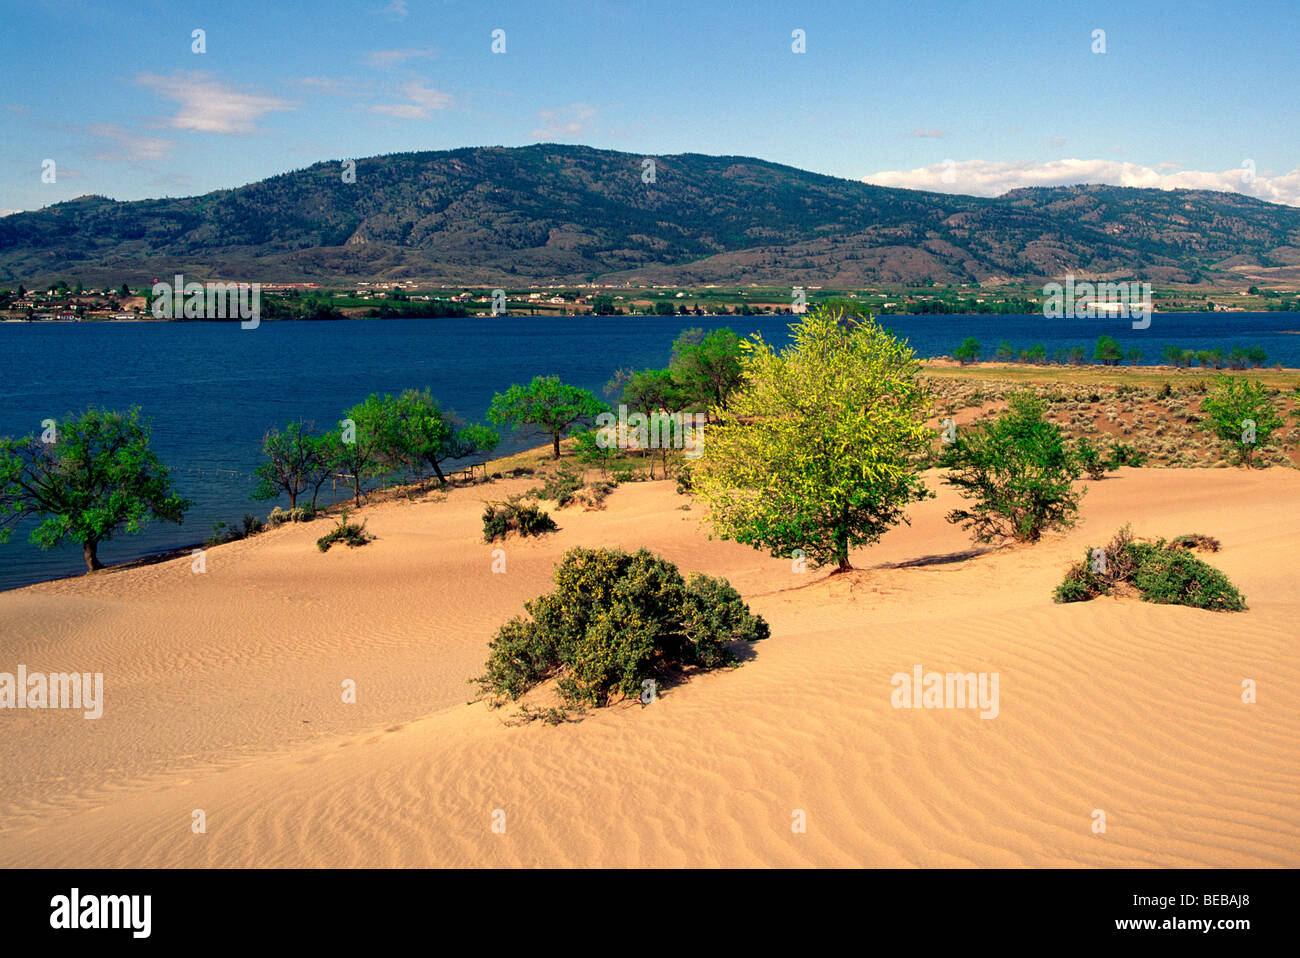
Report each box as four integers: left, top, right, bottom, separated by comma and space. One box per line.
2, 311, 1298, 591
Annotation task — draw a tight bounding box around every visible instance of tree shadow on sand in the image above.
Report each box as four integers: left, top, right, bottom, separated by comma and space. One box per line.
880, 547, 995, 570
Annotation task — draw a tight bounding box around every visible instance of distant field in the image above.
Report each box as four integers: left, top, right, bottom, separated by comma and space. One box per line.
922, 362, 1300, 470
921, 360, 1300, 390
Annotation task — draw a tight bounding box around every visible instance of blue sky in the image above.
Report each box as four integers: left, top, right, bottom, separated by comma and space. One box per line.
2, 0, 1298, 212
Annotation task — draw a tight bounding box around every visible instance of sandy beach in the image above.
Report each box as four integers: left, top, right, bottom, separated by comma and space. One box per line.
1, 463, 1296, 867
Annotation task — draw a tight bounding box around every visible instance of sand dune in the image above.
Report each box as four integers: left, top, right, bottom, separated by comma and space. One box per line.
1, 467, 1297, 866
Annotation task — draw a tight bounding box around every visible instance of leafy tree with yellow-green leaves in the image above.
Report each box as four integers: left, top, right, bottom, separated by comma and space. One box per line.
692, 308, 933, 573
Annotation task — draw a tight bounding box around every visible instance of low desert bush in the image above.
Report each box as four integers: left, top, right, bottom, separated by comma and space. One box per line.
472, 547, 770, 708
206, 513, 266, 545
1171, 533, 1220, 552
316, 510, 374, 552
1073, 437, 1112, 480
570, 481, 616, 510
1054, 527, 1245, 611
267, 504, 316, 527
530, 464, 584, 506
482, 497, 557, 542
1106, 442, 1148, 468
675, 464, 693, 495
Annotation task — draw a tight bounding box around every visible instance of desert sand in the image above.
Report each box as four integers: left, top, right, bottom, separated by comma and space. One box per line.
0, 466, 1296, 867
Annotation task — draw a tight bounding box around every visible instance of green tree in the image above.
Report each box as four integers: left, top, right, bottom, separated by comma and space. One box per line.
941, 392, 1084, 543
668, 327, 745, 417
488, 376, 605, 459
620, 367, 681, 415
954, 336, 982, 364
1125, 346, 1143, 365
653, 300, 678, 316
252, 421, 332, 510
1027, 343, 1048, 365
1094, 335, 1123, 365
693, 307, 932, 573
572, 428, 615, 473
1200, 375, 1283, 466
327, 399, 391, 507
374, 389, 499, 484
995, 340, 1015, 362
0, 407, 191, 571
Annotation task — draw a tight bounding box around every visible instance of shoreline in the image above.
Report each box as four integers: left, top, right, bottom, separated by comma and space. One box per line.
5, 355, 1300, 595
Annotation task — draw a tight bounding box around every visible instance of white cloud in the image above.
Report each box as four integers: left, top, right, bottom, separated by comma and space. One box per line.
863, 158, 1300, 207
531, 104, 597, 139
135, 72, 292, 135
381, 0, 408, 20
364, 48, 430, 69
297, 76, 363, 96
0, 209, 21, 217
907, 128, 945, 139
87, 123, 173, 163
370, 80, 453, 119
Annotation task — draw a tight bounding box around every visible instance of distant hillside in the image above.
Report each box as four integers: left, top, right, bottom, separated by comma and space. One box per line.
3, 144, 1299, 287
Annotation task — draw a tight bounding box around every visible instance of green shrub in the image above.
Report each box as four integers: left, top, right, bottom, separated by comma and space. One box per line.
473, 547, 769, 709
1073, 437, 1111, 480
1171, 533, 1220, 552
1127, 542, 1245, 610
1106, 442, 1148, 468
1053, 562, 1108, 603
1054, 527, 1245, 611
675, 464, 694, 495
1053, 524, 1136, 603
481, 504, 511, 543
514, 502, 556, 536
482, 497, 558, 541
532, 464, 584, 506
205, 513, 266, 546
571, 481, 616, 510
316, 511, 374, 552
268, 504, 316, 527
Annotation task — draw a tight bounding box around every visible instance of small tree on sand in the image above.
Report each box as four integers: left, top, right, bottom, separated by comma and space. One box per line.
941, 391, 1083, 543
0, 407, 191, 571
692, 307, 933, 573
1200, 374, 1282, 467
252, 421, 334, 510
383, 389, 498, 485
488, 375, 605, 459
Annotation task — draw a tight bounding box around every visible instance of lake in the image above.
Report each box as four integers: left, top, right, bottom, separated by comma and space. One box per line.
2, 311, 1298, 590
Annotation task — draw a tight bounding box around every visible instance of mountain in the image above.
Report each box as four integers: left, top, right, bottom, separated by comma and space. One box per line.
3, 144, 1299, 287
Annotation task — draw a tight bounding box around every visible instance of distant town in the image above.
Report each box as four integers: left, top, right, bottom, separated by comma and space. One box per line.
2, 279, 1298, 322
